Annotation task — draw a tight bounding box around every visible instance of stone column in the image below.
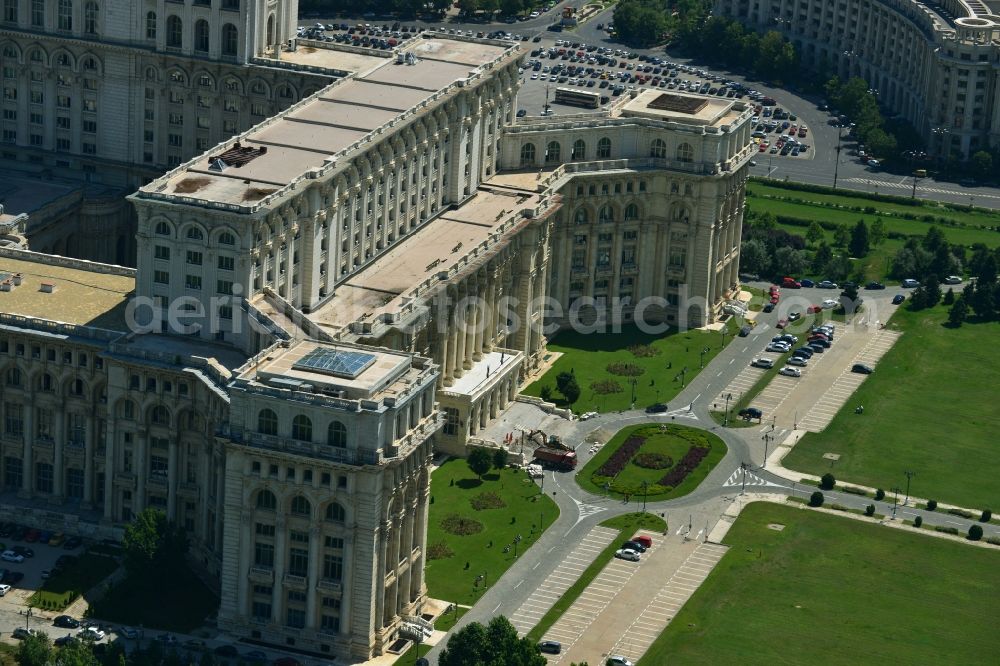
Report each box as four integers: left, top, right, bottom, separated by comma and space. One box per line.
305, 526, 320, 628
454, 283, 467, 378
83, 415, 94, 508
400, 500, 416, 611
20, 403, 34, 497
103, 419, 116, 520
53, 409, 64, 501
270, 516, 287, 624
437, 315, 450, 388
237, 507, 254, 618
167, 440, 178, 521
374, 520, 390, 629
135, 429, 148, 513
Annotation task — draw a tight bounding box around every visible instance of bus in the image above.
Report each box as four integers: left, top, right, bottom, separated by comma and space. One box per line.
554, 87, 600, 109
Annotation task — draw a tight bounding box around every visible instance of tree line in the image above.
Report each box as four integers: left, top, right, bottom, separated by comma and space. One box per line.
613, 0, 709, 47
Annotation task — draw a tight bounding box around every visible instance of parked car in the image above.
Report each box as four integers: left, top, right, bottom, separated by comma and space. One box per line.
631, 535, 653, 549
1, 550, 24, 563
4, 570, 24, 585
214, 645, 240, 658
788, 311, 801, 321
762, 302, 775, 313
622, 540, 647, 553
119, 627, 139, 640
781, 276, 801, 288
752, 358, 774, 369
607, 656, 635, 666
738, 407, 763, 420
63, 536, 82, 550
892, 294, 905, 304
156, 634, 178, 646
852, 364, 874, 374
615, 548, 640, 562
865, 281, 885, 290
807, 343, 826, 353
48, 533, 64, 547
13, 546, 34, 558
779, 366, 802, 377
538, 641, 562, 654
776, 318, 788, 329
0, 583, 10, 596
78, 628, 105, 641
943, 275, 962, 284
738, 324, 753, 337
817, 280, 837, 289
244, 651, 268, 662
793, 347, 814, 359
580, 411, 598, 421
54, 615, 81, 629
799, 278, 815, 288
787, 356, 807, 367
12, 628, 35, 640
821, 299, 839, 309
901, 278, 920, 288
55, 636, 80, 647
765, 342, 789, 353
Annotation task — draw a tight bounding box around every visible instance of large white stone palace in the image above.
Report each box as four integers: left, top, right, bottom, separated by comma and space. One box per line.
0, 1, 752, 660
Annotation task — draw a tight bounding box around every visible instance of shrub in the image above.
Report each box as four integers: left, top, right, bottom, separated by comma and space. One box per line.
809, 491, 824, 507
539, 385, 553, 402
829, 503, 848, 511
843, 486, 867, 496
987, 536, 1000, 546
627, 344, 660, 358
934, 526, 959, 535
926, 499, 937, 511
980, 509, 992, 523
819, 473, 835, 490
470, 492, 506, 511
968, 524, 984, 541
440, 514, 484, 536
865, 504, 876, 516
590, 379, 623, 394
427, 542, 454, 560
632, 453, 673, 469
606, 362, 645, 377
948, 508, 974, 519
596, 436, 646, 478
914, 516, 923, 528
657, 445, 709, 488
875, 488, 885, 501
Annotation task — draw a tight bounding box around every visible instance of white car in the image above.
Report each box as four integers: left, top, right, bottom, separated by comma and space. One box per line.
78, 628, 105, 641
0, 584, 10, 596
752, 357, 774, 369
615, 548, 640, 562
787, 356, 808, 367
608, 657, 635, 666
821, 299, 838, 309
779, 366, 802, 377
943, 275, 962, 284
765, 342, 790, 353
0, 550, 24, 563
580, 411, 598, 421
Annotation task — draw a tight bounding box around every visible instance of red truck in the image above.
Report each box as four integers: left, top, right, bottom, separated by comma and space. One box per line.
534, 446, 578, 471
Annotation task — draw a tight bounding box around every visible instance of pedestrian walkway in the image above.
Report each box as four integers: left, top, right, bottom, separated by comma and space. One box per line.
722, 467, 784, 490
796, 328, 900, 432
607, 542, 729, 664
508, 525, 619, 636
712, 364, 766, 408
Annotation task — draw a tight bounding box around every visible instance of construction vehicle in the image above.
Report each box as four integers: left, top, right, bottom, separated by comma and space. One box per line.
533, 446, 577, 471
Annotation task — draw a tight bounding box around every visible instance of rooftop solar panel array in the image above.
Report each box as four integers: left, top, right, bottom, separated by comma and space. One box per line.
292, 348, 377, 379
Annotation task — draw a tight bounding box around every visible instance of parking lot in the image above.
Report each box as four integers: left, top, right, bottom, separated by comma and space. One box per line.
508, 525, 619, 636
712, 363, 767, 410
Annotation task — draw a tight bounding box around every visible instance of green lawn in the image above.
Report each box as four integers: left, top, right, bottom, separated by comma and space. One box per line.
638, 502, 1000, 665
523, 322, 737, 414
576, 424, 726, 498
784, 303, 1000, 510
425, 460, 559, 606
526, 512, 666, 643
29, 552, 118, 610
88, 562, 218, 632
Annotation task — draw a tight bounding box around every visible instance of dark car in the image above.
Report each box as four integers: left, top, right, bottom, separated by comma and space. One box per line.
622, 540, 647, 553
807, 343, 826, 353
63, 536, 82, 550
852, 364, 874, 374
793, 347, 814, 358
244, 651, 268, 663
645, 403, 668, 414
516, 109, 527, 118
865, 281, 886, 290
892, 294, 905, 304
738, 324, 753, 337
799, 278, 815, 288
55, 636, 80, 647
762, 302, 775, 313
54, 615, 80, 629
12, 546, 33, 558
538, 641, 562, 654
738, 407, 763, 420
809, 338, 831, 348
4, 570, 24, 585
214, 645, 239, 658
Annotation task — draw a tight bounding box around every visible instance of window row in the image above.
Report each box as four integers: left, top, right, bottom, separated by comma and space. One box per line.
257, 410, 349, 448
148, 13, 239, 56
2, 1, 99, 35
519, 138, 695, 165
255, 490, 347, 523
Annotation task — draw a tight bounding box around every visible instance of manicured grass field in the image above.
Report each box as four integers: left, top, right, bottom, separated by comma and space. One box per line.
424, 459, 559, 606
638, 502, 1000, 665
784, 302, 1000, 510
523, 322, 736, 414
525, 512, 666, 643
576, 424, 726, 499
90, 561, 217, 632
29, 552, 118, 610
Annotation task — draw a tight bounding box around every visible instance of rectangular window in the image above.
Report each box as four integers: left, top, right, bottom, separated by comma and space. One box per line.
255, 523, 275, 537
30, 91, 43, 105
288, 548, 309, 577
56, 117, 71, 130
4, 456, 22, 488
3, 404, 23, 437
185, 275, 202, 290
217, 280, 233, 295
321, 614, 340, 633
197, 116, 210, 129
35, 462, 53, 494
150, 455, 167, 478
83, 99, 97, 112
289, 530, 309, 544
254, 542, 274, 567
251, 602, 271, 621
251, 103, 265, 117
323, 554, 343, 581
154, 246, 170, 261
186, 250, 202, 266
153, 270, 169, 285
168, 134, 183, 147
217, 256, 234, 271
169, 113, 183, 126
56, 138, 70, 151
285, 608, 305, 629
66, 468, 84, 499
31, 0, 42, 27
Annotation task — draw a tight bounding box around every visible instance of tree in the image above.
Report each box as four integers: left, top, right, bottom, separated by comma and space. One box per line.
823, 254, 852, 283
811, 242, 833, 273
806, 221, 824, 246
922, 274, 942, 308
948, 295, 968, 327
439, 616, 546, 666
839, 282, 860, 313
875, 488, 885, 501
968, 524, 984, 541
56, 639, 100, 666
555, 371, 575, 395
970, 280, 996, 320
849, 219, 869, 258
980, 509, 992, 522
943, 287, 955, 305
870, 217, 886, 248
18, 632, 52, 666
740, 238, 772, 276
559, 376, 581, 405
971, 150, 993, 180
492, 448, 508, 471
820, 473, 835, 490
927, 499, 938, 511
914, 516, 923, 528
865, 504, 876, 517
808, 491, 824, 507
774, 246, 808, 276
539, 385, 553, 402
922, 226, 947, 254
122, 508, 188, 578
832, 224, 850, 249
467, 448, 493, 480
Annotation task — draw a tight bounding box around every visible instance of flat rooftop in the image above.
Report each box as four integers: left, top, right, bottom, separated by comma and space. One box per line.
308, 186, 546, 333
620, 89, 741, 127
0, 255, 134, 331
141, 36, 516, 209
244, 340, 417, 400
274, 44, 389, 75
123, 333, 249, 372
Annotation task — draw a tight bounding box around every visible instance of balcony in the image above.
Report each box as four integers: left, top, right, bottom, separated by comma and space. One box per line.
283, 573, 307, 589
249, 566, 274, 583
317, 578, 342, 594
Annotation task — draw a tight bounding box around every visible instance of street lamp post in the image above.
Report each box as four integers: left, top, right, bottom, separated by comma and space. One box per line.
832, 125, 844, 190
680, 366, 689, 388
891, 486, 902, 520
641, 481, 649, 512
903, 470, 916, 506
700, 346, 710, 369
761, 432, 771, 468
513, 534, 522, 558
721, 325, 728, 349
25, 606, 32, 630
723, 392, 733, 426
740, 461, 750, 495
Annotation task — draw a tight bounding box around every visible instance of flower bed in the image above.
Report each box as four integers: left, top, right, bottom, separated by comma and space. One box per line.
633, 453, 673, 469
596, 435, 646, 477
658, 445, 710, 489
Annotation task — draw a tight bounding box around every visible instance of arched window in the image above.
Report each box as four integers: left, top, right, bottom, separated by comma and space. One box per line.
597, 137, 611, 159
256, 490, 277, 510
599, 205, 613, 224
290, 496, 311, 518
166, 15, 182, 48
82, 56, 96, 71
574, 208, 589, 225
5, 368, 20, 386
84, 2, 98, 35
186, 226, 204, 241
676, 143, 694, 163
650, 139, 666, 159
194, 19, 209, 53
151, 405, 170, 426
145, 11, 156, 40
328, 421, 347, 448
221, 23, 238, 57
218, 231, 236, 245
258, 408, 277, 436
572, 139, 586, 160
326, 503, 346, 523
519, 143, 535, 166
624, 203, 639, 221
292, 415, 312, 442
154, 221, 170, 236
57, 0, 72, 31
545, 141, 561, 163
38, 373, 53, 391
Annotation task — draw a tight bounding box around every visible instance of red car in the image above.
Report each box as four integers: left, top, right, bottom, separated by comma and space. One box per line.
770, 295, 780, 304
25, 529, 39, 543
807, 305, 822, 314
631, 535, 653, 549
782, 276, 802, 288
776, 318, 788, 328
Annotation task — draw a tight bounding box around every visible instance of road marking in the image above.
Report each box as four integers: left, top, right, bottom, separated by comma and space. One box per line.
742, 345, 748, 352
514, 580, 524, 590
493, 602, 502, 613
716, 371, 723, 377
729, 358, 735, 364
